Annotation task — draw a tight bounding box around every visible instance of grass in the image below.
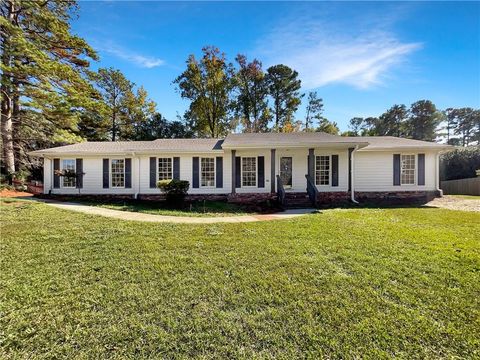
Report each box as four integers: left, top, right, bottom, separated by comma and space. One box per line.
1, 200, 479, 358
55, 198, 253, 217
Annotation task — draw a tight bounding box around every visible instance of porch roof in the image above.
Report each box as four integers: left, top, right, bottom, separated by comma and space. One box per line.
222, 132, 369, 149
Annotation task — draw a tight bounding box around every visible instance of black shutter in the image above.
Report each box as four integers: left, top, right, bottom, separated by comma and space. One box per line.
173, 157, 180, 180
76, 158, 83, 189
192, 157, 199, 188
125, 158, 132, 188
103, 159, 109, 188
53, 158, 60, 188
393, 154, 401, 186
257, 156, 265, 188
235, 156, 241, 188
216, 157, 223, 188
149, 157, 156, 188
418, 154, 425, 186
331, 154, 339, 187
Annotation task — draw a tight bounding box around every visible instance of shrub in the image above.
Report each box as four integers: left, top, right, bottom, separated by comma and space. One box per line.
157, 179, 190, 207
440, 146, 480, 181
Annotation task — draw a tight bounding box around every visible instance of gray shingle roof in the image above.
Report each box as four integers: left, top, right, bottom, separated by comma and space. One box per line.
29, 139, 223, 156
28, 133, 449, 157
350, 136, 450, 150
222, 132, 369, 148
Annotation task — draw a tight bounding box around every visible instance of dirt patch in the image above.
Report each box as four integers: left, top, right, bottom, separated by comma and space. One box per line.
426, 195, 480, 212
0, 189, 33, 198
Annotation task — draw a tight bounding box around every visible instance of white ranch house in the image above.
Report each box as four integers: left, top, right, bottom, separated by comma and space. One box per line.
29, 132, 450, 207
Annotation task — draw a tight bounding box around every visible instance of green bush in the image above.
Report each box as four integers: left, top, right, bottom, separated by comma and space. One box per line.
157, 179, 190, 207
440, 146, 480, 181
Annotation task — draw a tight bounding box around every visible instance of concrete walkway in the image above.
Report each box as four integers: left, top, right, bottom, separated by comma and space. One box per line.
32, 198, 316, 223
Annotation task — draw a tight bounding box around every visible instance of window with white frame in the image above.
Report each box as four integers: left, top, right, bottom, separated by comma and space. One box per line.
401, 154, 415, 185
158, 158, 172, 181
242, 157, 256, 187
62, 159, 76, 188
111, 159, 125, 188
315, 155, 330, 185
201, 157, 215, 187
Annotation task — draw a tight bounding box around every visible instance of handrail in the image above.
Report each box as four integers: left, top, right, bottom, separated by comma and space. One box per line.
276, 175, 286, 207
305, 174, 318, 207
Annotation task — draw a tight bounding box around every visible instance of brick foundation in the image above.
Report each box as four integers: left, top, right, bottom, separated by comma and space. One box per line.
227, 193, 277, 204
354, 191, 440, 205
37, 190, 440, 207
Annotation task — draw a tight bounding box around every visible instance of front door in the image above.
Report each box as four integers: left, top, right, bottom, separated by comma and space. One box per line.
280, 157, 293, 188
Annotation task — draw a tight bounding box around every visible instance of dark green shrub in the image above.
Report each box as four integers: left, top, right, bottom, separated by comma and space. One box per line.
157, 179, 190, 207
440, 146, 480, 181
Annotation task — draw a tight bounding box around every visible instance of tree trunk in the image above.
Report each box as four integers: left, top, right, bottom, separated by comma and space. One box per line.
1, 88, 15, 174
1, 1, 16, 174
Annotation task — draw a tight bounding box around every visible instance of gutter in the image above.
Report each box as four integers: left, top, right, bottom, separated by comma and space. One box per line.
351, 145, 359, 204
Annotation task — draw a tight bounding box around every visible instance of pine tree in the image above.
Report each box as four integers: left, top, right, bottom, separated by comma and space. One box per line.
1, 0, 99, 174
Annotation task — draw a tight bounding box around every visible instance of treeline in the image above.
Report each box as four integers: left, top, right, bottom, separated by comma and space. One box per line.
173, 47, 331, 137
1, 1, 478, 179
346, 103, 480, 145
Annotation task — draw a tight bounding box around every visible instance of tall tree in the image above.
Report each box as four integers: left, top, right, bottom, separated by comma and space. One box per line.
174, 46, 234, 138
316, 119, 340, 135
265, 64, 302, 132
406, 100, 443, 141
234, 54, 270, 133
94, 68, 133, 141
453, 107, 480, 146
1, 0, 99, 174
121, 86, 156, 140
133, 113, 193, 141
377, 104, 408, 137
348, 117, 364, 136
444, 108, 458, 144
304, 91, 324, 130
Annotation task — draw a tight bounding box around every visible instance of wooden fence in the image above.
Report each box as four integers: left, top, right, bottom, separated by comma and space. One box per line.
441, 177, 480, 196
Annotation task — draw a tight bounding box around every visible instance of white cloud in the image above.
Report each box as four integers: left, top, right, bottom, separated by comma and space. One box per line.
256, 17, 422, 89
100, 42, 164, 68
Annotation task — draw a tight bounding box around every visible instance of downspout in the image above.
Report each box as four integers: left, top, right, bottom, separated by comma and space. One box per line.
435, 152, 443, 197
351, 145, 359, 204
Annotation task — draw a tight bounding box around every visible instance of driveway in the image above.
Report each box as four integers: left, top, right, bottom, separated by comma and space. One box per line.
426, 195, 480, 212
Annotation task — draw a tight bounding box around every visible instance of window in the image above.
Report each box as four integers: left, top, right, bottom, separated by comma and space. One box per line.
401, 154, 415, 185
315, 155, 330, 185
201, 157, 215, 187
62, 159, 76, 188
158, 158, 172, 181
111, 159, 125, 188
242, 157, 256, 187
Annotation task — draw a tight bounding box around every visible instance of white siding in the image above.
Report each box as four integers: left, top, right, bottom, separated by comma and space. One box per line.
43, 148, 438, 195
138, 153, 231, 195
354, 150, 437, 192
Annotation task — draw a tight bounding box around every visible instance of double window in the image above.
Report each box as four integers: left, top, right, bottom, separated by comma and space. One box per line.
201, 157, 215, 187
111, 159, 125, 188
242, 157, 257, 187
158, 158, 172, 181
62, 159, 76, 188
315, 155, 330, 186
401, 154, 415, 185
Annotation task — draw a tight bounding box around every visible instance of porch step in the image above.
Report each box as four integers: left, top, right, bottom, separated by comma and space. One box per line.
283, 192, 313, 209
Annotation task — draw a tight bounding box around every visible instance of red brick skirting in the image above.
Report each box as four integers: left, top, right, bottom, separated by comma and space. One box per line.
37, 190, 440, 206
354, 191, 440, 204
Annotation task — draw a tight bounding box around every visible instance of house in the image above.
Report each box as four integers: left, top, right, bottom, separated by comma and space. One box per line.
28, 132, 450, 207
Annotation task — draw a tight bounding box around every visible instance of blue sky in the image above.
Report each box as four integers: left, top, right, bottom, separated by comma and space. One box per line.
73, 1, 480, 131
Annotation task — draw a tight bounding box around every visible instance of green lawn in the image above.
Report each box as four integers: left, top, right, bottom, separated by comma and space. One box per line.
1, 200, 479, 358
